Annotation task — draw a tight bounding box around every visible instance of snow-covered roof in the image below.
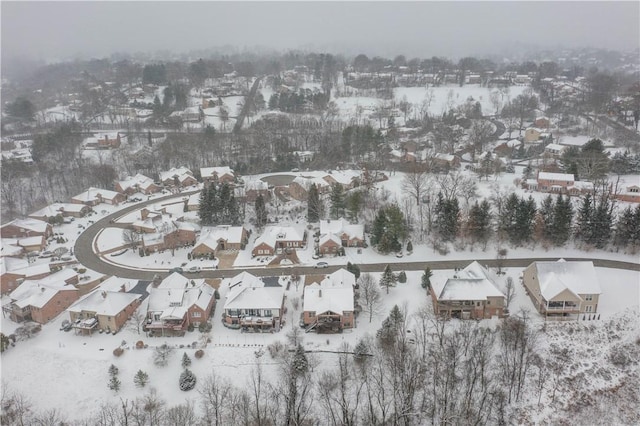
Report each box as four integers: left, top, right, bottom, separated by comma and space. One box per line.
10, 271, 78, 308
544, 143, 566, 152
147, 273, 214, 316
72, 187, 121, 202
432, 261, 504, 301
159, 167, 193, 184
68, 289, 140, 316
17, 236, 44, 247
9, 262, 52, 279
320, 268, 356, 289
323, 170, 360, 185
116, 173, 156, 192
319, 233, 341, 246
319, 218, 364, 240
254, 226, 304, 249
224, 272, 284, 311
200, 166, 234, 179
434, 153, 456, 162
195, 226, 245, 250
291, 175, 329, 191
0, 256, 29, 275
538, 172, 574, 182
533, 260, 601, 300
29, 203, 87, 218
303, 283, 354, 314
97, 276, 137, 293
2, 218, 50, 233
243, 179, 268, 191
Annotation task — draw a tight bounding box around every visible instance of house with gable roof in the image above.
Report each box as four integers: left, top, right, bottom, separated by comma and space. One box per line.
222, 271, 285, 330
71, 187, 126, 206
1, 218, 53, 239
29, 203, 91, 221
430, 261, 506, 319
67, 289, 141, 334
159, 167, 198, 188
319, 218, 365, 251
145, 272, 216, 335
115, 173, 161, 195
302, 268, 356, 332
4, 269, 80, 323
252, 225, 306, 257
201, 166, 235, 186
522, 260, 602, 317
288, 176, 330, 201
191, 225, 248, 258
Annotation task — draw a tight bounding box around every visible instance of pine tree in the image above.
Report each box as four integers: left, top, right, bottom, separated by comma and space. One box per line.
551, 194, 573, 246
198, 186, 212, 225
421, 267, 433, 290
108, 375, 121, 392
406, 240, 413, 253
591, 196, 612, 248
329, 184, 346, 219
575, 193, 593, 244
376, 305, 404, 346
380, 264, 396, 294
346, 262, 361, 279
307, 183, 322, 222
292, 344, 309, 376
108, 364, 119, 377
397, 271, 407, 283
179, 369, 197, 391
370, 209, 387, 247
538, 195, 555, 243
512, 196, 536, 246
434, 194, 460, 241
181, 352, 192, 368
467, 200, 492, 247
134, 370, 149, 388
255, 194, 268, 228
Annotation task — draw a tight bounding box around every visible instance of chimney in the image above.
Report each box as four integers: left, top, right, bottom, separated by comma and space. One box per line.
101, 291, 107, 299
319, 289, 322, 298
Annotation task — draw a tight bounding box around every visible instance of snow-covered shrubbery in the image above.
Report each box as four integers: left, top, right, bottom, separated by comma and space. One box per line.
179, 369, 196, 391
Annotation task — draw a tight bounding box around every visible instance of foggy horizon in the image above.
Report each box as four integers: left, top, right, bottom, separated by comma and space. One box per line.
2, 1, 639, 64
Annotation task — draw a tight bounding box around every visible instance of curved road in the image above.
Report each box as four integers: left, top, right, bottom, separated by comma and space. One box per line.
76, 191, 640, 281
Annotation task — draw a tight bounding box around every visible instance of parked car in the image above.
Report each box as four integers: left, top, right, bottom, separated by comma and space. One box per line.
39, 251, 54, 258
314, 261, 329, 269
188, 266, 202, 273
169, 267, 184, 274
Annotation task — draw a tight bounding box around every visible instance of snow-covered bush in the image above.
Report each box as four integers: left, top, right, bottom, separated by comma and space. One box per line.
153, 344, 174, 367
194, 349, 204, 359
179, 369, 196, 391
113, 347, 124, 357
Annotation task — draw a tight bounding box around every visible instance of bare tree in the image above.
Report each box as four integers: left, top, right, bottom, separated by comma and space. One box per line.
199, 373, 234, 426
165, 401, 198, 426
122, 228, 141, 249
468, 120, 495, 156
498, 310, 538, 403
358, 273, 383, 323
504, 276, 515, 310
153, 343, 174, 367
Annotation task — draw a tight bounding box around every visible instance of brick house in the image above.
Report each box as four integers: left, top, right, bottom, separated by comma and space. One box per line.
29, 203, 91, 221
288, 176, 329, 201
319, 218, 365, 248
536, 171, 575, 192
1, 218, 53, 239
236, 179, 270, 202
616, 185, 640, 203
430, 261, 506, 319
191, 226, 248, 258
72, 187, 126, 206
115, 173, 161, 195
222, 272, 285, 331
302, 269, 356, 332
201, 166, 235, 186
67, 290, 142, 334
252, 226, 306, 257
159, 167, 198, 188
522, 260, 601, 317
145, 273, 216, 335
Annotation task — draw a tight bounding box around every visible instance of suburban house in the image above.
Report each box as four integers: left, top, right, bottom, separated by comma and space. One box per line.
318, 218, 365, 255
522, 260, 602, 317
302, 268, 356, 332
616, 184, 640, 203
433, 153, 462, 169
252, 226, 307, 257
236, 179, 270, 202
544, 143, 567, 157
67, 289, 141, 334
83, 132, 122, 149
141, 221, 200, 253
0, 262, 54, 294
28, 203, 91, 221
72, 187, 126, 206
159, 167, 198, 188
222, 271, 286, 331
1, 218, 53, 239
201, 166, 236, 185
534, 116, 550, 129
287, 176, 329, 201
115, 173, 161, 195
536, 172, 575, 191
322, 170, 361, 191
524, 127, 546, 143
493, 140, 521, 157
430, 261, 506, 319
17, 236, 47, 253
145, 272, 216, 335
5, 269, 80, 323
191, 226, 248, 258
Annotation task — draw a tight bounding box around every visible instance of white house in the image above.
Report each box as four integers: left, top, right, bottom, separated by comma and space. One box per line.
222, 271, 285, 330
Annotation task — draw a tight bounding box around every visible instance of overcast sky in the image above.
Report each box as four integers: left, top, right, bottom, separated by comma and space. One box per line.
2, 1, 639, 62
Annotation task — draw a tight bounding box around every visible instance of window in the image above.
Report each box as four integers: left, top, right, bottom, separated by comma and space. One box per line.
586, 305, 593, 313
192, 311, 202, 318
585, 294, 593, 301
308, 311, 316, 317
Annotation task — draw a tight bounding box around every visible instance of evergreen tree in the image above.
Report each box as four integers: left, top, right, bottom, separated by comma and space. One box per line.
614, 206, 635, 247
292, 344, 309, 376
255, 194, 268, 228
376, 305, 404, 346
179, 369, 197, 391
467, 200, 492, 246
134, 370, 149, 388
513, 196, 536, 245
406, 240, 413, 253
422, 267, 433, 290
307, 183, 323, 222
370, 204, 406, 254
550, 194, 573, 246
434, 192, 460, 241
498, 193, 520, 241
181, 352, 192, 369
380, 264, 396, 294
591, 197, 612, 248
345, 190, 364, 222
538, 195, 555, 243
108, 364, 119, 377
108, 375, 121, 393
329, 184, 346, 219
346, 262, 361, 279
575, 194, 593, 244
397, 271, 407, 283
370, 209, 387, 247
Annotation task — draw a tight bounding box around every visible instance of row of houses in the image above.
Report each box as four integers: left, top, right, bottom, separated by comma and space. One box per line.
430, 259, 602, 319
523, 171, 640, 202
